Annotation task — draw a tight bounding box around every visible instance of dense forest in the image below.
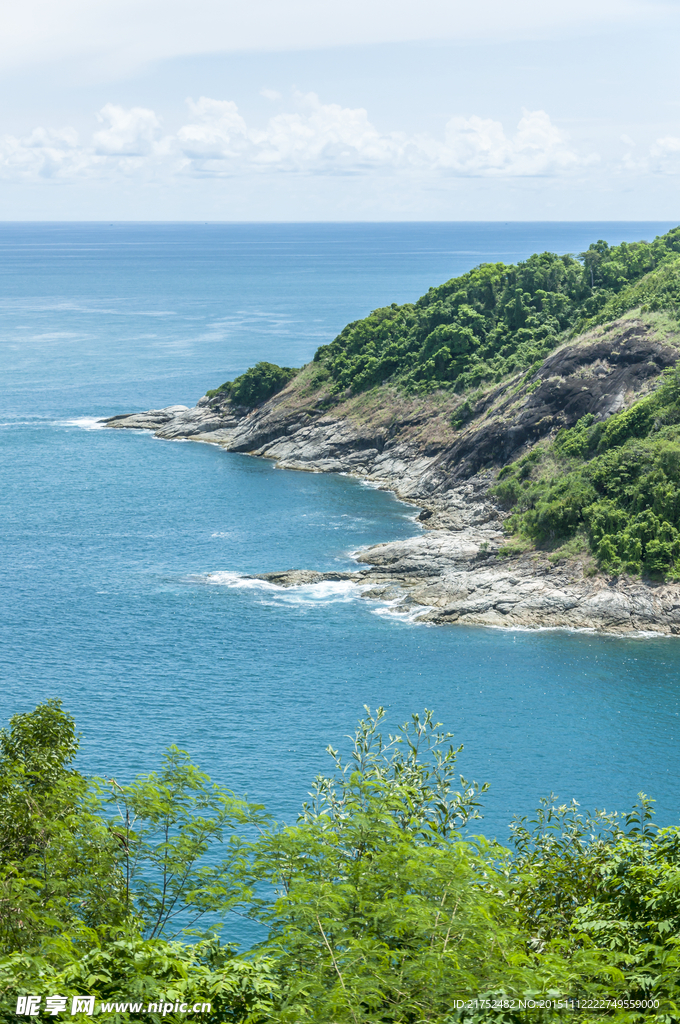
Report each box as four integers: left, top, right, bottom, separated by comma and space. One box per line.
312, 227, 680, 397
3, 700, 680, 1023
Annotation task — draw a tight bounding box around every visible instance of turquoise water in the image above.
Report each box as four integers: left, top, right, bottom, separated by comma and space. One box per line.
2, 222, 679, 864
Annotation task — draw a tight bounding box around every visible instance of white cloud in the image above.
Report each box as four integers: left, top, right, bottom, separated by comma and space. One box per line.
0, 126, 85, 179
439, 109, 592, 176
649, 135, 680, 174
176, 98, 249, 160
620, 134, 680, 175
0, 96, 595, 184
0, 106, 167, 182
174, 95, 591, 177
92, 104, 162, 156
247, 93, 407, 172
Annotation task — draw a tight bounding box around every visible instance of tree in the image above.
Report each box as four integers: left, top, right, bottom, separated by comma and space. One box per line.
100, 748, 265, 939
0, 699, 124, 950
207, 363, 298, 408
0, 701, 275, 1023
250, 708, 570, 1022
579, 242, 609, 289
6, 700, 680, 1022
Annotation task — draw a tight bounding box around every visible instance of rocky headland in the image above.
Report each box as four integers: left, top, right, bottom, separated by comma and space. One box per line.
103, 312, 680, 636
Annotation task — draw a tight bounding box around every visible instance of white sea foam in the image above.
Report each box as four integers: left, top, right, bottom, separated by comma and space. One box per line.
0, 415, 109, 430
203, 571, 367, 607
370, 599, 433, 625
0, 419, 46, 427
202, 570, 439, 623
209, 570, 663, 635
61, 417, 106, 430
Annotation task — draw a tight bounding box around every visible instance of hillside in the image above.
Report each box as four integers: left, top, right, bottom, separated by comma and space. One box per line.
105, 226, 680, 631
206, 225, 680, 406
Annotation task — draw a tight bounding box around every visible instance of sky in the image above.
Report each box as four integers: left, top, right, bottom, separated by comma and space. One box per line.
0, 0, 679, 220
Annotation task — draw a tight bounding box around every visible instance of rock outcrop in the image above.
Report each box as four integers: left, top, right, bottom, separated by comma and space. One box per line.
246, 478, 680, 634
102, 315, 680, 635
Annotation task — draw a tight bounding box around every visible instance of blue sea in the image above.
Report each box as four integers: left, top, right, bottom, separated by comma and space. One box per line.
2, 222, 679, 899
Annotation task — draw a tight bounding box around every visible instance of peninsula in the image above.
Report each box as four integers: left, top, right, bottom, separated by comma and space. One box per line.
105, 228, 680, 635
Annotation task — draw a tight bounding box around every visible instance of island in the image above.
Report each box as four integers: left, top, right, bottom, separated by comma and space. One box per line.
104, 228, 680, 635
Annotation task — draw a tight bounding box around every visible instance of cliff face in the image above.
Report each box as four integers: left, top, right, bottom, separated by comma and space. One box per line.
103, 313, 680, 635
435, 318, 677, 484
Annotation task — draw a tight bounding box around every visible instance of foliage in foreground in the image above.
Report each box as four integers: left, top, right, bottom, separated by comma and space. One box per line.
3, 700, 680, 1022
494, 365, 680, 578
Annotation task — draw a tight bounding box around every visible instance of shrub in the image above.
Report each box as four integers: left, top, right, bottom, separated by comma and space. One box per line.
8, 700, 680, 1021
206, 362, 297, 408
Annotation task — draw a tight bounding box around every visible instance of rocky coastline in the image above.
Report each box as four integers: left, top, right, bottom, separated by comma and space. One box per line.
102, 316, 680, 635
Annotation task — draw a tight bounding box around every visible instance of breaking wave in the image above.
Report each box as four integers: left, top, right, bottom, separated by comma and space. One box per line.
202, 571, 367, 608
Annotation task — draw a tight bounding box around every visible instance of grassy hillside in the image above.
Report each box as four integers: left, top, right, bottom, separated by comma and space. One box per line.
309, 230, 680, 581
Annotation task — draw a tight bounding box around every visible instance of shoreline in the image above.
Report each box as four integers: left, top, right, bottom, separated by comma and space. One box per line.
102, 398, 680, 637
241, 569, 678, 640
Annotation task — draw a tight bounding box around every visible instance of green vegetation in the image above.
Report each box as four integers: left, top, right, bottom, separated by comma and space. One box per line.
206, 362, 298, 408
310, 227, 680, 397
206, 230, 680, 409
5, 699, 680, 1022
494, 366, 680, 578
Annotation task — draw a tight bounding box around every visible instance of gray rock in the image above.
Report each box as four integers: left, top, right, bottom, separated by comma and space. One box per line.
248, 570, 359, 587
102, 323, 680, 637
